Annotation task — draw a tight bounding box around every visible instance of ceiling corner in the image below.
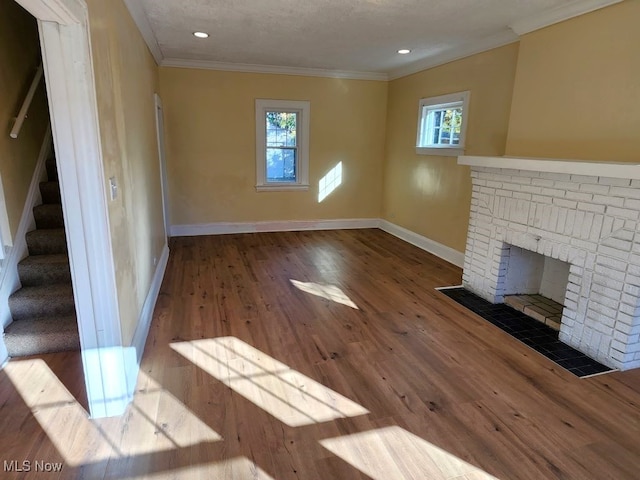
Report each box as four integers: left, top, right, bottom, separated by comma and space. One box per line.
387, 30, 519, 81
509, 0, 624, 35
122, 0, 163, 65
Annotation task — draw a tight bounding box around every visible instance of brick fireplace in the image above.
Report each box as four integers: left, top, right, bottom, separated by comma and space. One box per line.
458, 156, 640, 371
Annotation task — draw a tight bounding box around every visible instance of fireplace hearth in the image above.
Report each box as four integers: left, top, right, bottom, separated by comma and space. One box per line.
458, 156, 640, 371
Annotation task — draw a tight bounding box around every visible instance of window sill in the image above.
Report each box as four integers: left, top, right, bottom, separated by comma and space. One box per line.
255, 184, 310, 192
416, 146, 464, 157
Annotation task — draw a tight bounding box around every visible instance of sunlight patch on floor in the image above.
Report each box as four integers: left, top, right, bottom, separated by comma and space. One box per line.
125, 456, 276, 480
320, 426, 500, 480
171, 337, 369, 427
4, 360, 221, 466
290, 279, 358, 309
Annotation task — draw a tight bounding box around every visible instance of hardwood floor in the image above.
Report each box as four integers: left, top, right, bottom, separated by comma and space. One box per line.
1, 229, 639, 479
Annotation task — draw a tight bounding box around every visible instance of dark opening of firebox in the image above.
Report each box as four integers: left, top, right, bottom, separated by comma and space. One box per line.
502, 245, 571, 331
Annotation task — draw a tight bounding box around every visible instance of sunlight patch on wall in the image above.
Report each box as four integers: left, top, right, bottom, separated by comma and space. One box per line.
4, 360, 221, 466
290, 279, 358, 309
318, 162, 343, 202
170, 337, 368, 427
320, 426, 500, 480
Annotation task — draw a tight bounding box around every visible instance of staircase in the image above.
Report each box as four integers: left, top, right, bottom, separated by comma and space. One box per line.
4, 155, 80, 356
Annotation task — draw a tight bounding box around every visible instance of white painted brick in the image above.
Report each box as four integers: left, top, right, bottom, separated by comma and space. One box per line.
541, 187, 564, 197
564, 211, 585, 237
580, 212, 594, 240
621, 292, 640, 308
606, 206, 639, 220
589, 303, 618, 322
613, 330, 630, 343
610, 186, 640, 199
570, 237, 597, 252
571, 175, 599, 184
591, 281, 622, 300
594, 264, 626, 283
553, 198, 578, 210
579, 183, 610, 195
597, 244, 630, 261
565, 190, 593, 202
541, 172, 572, 182
601, 237, 632, 251
589, 215, 604, 242
578, 202, 606, 214
611, 340, 627, 353
521, 184, 543, 195
624, 198, 640, 210
593, 194, 625, 207
531, 194, 553, 204
598, 177, 632, 187
512, 191, 532, 201
531, 178, 555, 187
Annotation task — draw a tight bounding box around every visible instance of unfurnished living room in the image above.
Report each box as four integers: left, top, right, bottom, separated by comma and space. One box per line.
0, 0, 639, 478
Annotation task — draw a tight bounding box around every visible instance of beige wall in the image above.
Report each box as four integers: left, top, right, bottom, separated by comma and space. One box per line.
382, 44, 520, 252
0, 0, 48, 240
87, 0, 165, 345
506, 1, 640, 162
159, 68, 387, 225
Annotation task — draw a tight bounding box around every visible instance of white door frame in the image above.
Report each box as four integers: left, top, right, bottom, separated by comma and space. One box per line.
154, 93, 170, 240
15, 0, 128, 417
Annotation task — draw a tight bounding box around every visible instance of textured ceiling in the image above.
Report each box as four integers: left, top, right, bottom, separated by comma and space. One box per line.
129, 0, 620, 78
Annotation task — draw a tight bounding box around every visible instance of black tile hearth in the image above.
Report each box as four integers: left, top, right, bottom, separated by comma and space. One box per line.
438, 287, 615, 378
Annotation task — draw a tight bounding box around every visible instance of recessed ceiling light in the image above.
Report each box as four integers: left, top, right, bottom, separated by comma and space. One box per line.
193, 32, 209, 39
397, 49, 411, 55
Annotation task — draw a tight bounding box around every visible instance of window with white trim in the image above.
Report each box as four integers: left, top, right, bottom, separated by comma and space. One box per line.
255, 99, 310, 191
416, 91, 470, 156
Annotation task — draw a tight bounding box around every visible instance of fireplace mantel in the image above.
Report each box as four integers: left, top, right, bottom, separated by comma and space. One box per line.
458, 155, 640, 180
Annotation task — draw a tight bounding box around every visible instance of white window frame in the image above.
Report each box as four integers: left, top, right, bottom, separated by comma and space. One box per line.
416, 91, 470, 157
255, 99, 310, 191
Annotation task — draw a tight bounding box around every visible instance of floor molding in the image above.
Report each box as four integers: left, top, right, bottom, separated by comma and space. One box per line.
171, 218, 380, 237
170, 218, 465, 268
125, 242, 170, 397
379, 220, 464, 268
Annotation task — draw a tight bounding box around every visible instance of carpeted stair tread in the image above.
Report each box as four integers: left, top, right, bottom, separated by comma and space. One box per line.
4, 315, 79, 357
39, 181, 61, 204
18, 254, 71, 286
26, 228, 67, 255
33, 204, 64, 229
8, 284, 76, 320
45, 156, 58, 181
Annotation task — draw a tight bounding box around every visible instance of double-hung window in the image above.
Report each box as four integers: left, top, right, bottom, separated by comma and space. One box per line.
416, 91, 470, 156
255, 99, 310, 191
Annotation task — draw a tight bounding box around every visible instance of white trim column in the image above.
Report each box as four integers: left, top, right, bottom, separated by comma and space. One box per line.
16, 0, 128, 417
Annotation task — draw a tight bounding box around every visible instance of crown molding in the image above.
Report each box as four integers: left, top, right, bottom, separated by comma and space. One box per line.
160, 58, 389, 81
388, 30, 519, 81
122, 0, 163, 65
509, 0, 623, 35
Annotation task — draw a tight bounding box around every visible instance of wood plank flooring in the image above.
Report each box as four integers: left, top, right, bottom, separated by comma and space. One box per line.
1, 229, 639, 479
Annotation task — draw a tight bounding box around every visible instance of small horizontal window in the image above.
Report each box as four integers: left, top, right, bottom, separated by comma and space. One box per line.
416, 91, 470, 157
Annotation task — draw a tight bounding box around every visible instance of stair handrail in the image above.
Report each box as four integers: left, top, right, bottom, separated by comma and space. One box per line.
10, 64, 44, 139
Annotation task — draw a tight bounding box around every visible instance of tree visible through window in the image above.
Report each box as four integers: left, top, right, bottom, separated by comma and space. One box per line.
266, 112, 297, 182
255, 99, 310, 191
416, 91, 469, 156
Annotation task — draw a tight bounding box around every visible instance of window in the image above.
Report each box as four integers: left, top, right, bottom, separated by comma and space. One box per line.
416, 91, 470, 156
255, 99, 310, 191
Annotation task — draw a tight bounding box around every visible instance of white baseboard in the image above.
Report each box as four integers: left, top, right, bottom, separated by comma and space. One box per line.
171, 218, 380, 237
0, 128, 51, 363
170, 217, 464, 268
379, 219, 464, 268
124, 242, 170, 397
